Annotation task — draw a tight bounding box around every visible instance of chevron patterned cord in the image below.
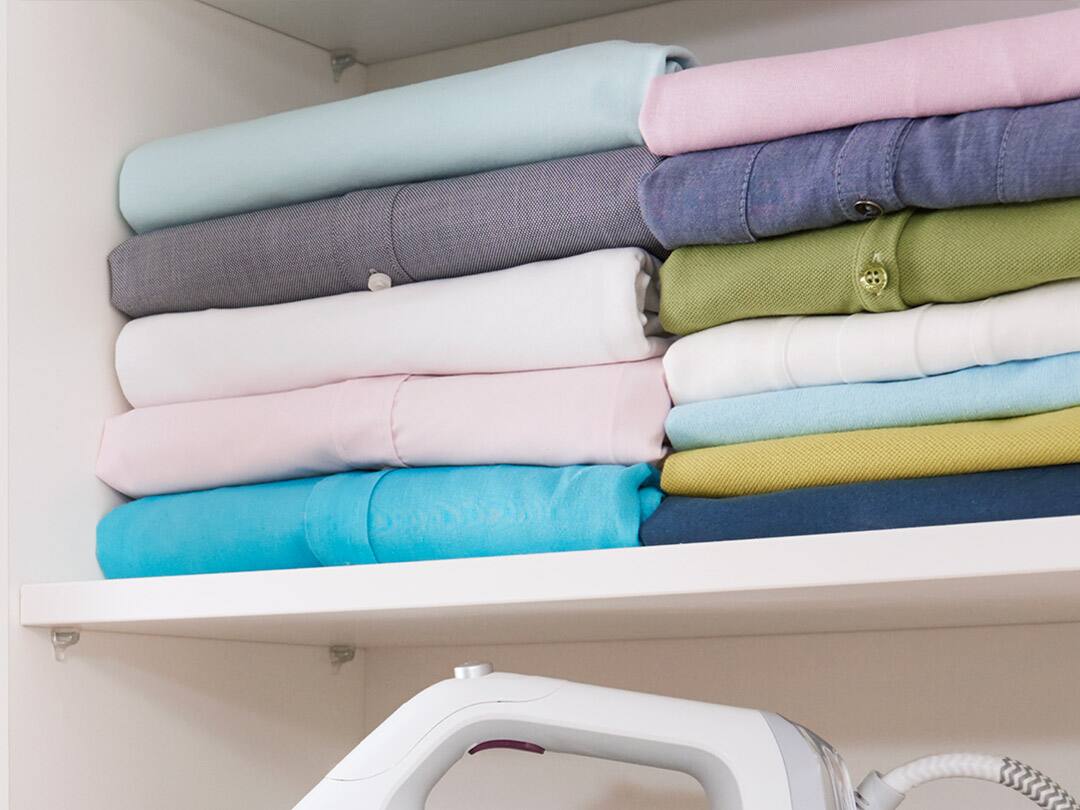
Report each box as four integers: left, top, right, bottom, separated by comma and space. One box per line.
1001, 758, 1080, 810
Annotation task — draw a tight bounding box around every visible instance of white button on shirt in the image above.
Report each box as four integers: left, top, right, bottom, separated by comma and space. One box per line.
367, 272, 393, 292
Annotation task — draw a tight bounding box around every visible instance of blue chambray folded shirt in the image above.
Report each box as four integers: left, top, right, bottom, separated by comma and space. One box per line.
639, 97, 1080, 248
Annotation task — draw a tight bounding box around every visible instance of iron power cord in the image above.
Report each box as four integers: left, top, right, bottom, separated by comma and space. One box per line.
856, 753, 1080, 810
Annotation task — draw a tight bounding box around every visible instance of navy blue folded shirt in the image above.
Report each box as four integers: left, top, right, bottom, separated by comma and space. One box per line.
639, 98, 1080, 248
640, 465, 1080, 545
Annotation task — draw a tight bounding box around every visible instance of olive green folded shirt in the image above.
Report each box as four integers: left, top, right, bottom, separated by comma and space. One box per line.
659, 198, 1080, 334
661, 405, 1080, 498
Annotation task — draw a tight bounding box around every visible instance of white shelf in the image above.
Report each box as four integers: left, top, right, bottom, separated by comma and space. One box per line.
20, 516, 1080, 648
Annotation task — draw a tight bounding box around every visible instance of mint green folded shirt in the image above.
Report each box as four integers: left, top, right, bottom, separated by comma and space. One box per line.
666, 352, 1080, 449
120, 41, 694, 233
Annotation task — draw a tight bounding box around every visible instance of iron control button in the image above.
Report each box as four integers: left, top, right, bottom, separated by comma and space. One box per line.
454, 662, 494, 679
367, 271, 392, 291
858, 262, 889, 297
854, 199, 884, 218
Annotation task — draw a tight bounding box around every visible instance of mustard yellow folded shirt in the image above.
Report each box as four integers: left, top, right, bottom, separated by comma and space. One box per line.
661, 405, 1080, 497
659, 197, 1080, 335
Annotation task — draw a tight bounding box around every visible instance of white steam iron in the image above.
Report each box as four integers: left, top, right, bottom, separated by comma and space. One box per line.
295, 663, 1077, 810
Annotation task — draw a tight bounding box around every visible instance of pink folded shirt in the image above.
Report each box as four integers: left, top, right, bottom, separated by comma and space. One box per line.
640, 9, 1080, 155
97, 359, 671, 497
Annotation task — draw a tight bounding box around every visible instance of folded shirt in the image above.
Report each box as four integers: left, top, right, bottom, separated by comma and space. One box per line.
661, 405, 1080, 498
642, 465, 1080, 545
98, 359, 671, 498
639, 9, 1080, 154
97, 464, 662, 578
120, 41, 694, 233
115, 247, 667, 408
659, 198, 1080, 335
639, 98, 1080, 248
111, 147, 666, 317
664, 277, 1080, 403
667, 353, 1080, 449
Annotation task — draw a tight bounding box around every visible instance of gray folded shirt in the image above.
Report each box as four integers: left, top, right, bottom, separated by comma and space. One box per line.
110, 147, 664, 317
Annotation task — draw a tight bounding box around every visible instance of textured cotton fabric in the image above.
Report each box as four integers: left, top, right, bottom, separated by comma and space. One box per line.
110, 148, 665, 317
661, 405, 1080, 498
642, 465, 1080, 545
667, 353, 1080, 449
664, 277, 1080, 403
639, 99, 1080, 248
97, 465, 662, 578
639, 9, 1080, 154
98, 359, 671, 497
120, 41, 694, 233
659, 198, 1080, 335
116, 248, 666, 407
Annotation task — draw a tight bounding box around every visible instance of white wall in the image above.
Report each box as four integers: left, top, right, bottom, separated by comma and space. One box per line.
5, 2, 366, 807
0, 0, 9, 804
366, 622, 1080, 810
366, 0, 1079, 89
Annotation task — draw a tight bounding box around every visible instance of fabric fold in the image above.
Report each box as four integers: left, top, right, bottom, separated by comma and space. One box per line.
642, 465, 1080, 545
639, 9, 1080, 154
661, 405, 1080, 498
120, 41, 695, 233
97, 359, 671, 497
110, 147, 666, 317
96, 465, 663, 578
659, 198, 1080, 335
639, 98, 1080, 248
666, 353, 1080, 449
115, 247, 667, 408
663, 277, 1080, 404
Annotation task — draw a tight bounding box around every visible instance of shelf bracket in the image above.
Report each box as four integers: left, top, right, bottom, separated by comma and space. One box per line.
330, 49, 359, 83
329, 644, 356, 670
51, 627, 81, 662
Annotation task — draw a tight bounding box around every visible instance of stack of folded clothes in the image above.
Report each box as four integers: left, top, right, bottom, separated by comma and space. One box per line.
96, 41, 696, 577
636, 9, 1080, 544
97, 9, 1080, 577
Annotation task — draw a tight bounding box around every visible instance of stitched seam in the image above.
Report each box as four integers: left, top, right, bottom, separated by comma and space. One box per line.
885, 119, 914, 209
910, 304, 931, 378
386, 185, 416, 282
837, 313, 854, 384
778, 316, 802, 389
739, 142, 766, 242
996, 108, 1022, 203
331, 195, 348, 290
328, 383, 352, 466
970, 296, 996, 366
851, 218, 876, 310
834, 126, 861, 220
386, 374, 411, 467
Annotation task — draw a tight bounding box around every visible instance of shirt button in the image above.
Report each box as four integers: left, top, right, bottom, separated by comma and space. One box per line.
854, 199, 884, 218
858, 263, 889, 296
367, 272, 392, 292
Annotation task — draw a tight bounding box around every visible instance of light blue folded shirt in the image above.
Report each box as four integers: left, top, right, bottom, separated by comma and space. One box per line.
666, 352, 1080, 450
119, 41, 694, 233
97, 464, 662, 578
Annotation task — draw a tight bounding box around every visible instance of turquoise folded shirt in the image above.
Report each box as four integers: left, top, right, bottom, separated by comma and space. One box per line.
666, 352, 1080, 449
119, 41, 694, 233
97, 464, 662, 578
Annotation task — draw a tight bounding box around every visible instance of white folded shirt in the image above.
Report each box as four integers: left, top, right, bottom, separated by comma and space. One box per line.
116, 247, 667, 407
664, 278, 1080, 404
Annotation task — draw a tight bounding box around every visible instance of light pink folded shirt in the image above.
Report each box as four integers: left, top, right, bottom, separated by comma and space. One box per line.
640, 9, 1080, 155
97, 359, 671, 498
